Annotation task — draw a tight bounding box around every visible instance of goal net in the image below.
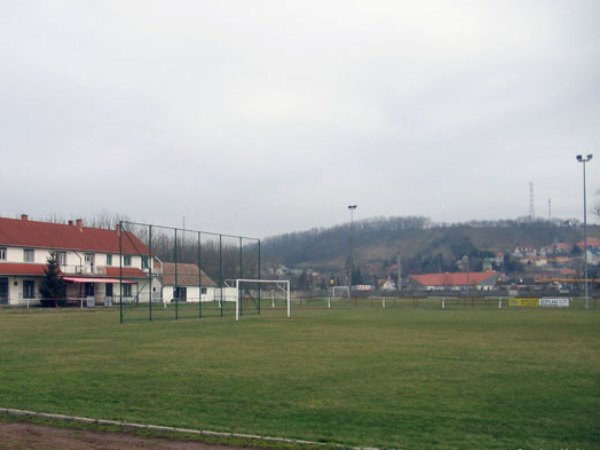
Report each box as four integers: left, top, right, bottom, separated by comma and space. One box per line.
225, 279, 291, 321
331, 286, 350, 299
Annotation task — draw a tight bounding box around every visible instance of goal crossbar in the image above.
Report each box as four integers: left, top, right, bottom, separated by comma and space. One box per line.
234, 279, 291, 321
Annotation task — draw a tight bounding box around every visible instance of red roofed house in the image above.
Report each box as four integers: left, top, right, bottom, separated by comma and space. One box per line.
409, 271, 502, 291
0, 215, 161, 306
576, 238, 600, 249
575, 239, 600, 265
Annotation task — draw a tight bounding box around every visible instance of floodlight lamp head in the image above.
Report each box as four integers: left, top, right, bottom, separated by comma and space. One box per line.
348, 205, 357, 210
587, 154, 593, 160
577, 154, 583, 161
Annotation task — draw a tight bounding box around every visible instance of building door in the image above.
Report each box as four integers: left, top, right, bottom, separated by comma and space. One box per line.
105, 283, 113, 298
0, 278, 8, 305
174, 286, 187, 302
84, 253, 95, 273
84, 283, 95, 297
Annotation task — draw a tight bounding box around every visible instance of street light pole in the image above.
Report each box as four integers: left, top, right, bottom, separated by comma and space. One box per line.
577, 154, 593, 309
348, 205, 357, 301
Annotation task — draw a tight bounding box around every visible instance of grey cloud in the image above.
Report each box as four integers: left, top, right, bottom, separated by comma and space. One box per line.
0, 0, 598, 237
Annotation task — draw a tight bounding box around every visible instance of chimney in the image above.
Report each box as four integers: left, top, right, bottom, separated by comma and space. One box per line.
76, 219, 83, 230
68, 220, 74, 226
115, 223, 121, 235
21, 214, 28, 221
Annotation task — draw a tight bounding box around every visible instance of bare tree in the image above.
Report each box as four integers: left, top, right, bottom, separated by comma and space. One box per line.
593, 188, 600, 218
37, 211, 132, 229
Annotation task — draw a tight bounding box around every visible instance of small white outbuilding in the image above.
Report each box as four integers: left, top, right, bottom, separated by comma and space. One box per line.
161, 262, 217, 302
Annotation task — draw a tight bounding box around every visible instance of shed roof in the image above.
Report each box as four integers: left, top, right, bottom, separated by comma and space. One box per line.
161, 263, 217, 287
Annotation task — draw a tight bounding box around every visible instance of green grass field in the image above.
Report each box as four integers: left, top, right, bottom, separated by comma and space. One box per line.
0, 305, 599, 449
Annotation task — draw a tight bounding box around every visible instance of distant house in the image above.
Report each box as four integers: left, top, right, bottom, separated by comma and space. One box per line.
409, 271, 502, 291
0, 214, 160, 306
568, 239, 600, 265
540, 242, 572, 256
161, 262, 217, 302
547, 255, 572, 266
378, 277, 396, 291
558, 268, 577, 277
519, 255, 548, 267
577, 238, 600, 250
586, 247, 600, 265
512, 245, 537, 258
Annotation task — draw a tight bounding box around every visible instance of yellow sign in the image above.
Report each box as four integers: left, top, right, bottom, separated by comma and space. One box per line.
509, 298, 539, 307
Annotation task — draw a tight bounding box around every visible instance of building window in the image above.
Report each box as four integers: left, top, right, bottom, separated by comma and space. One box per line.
122, 284, 132, 297
106, 254, 113, 266
56, 252, 67, 266
141, 256, 149, 269
23, 280, 35, 299
0, 247, 6, 261
24, 248, 34, 263
123, 255, 132, 266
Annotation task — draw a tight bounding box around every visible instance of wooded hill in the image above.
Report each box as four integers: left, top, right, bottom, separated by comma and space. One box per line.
261, 216, 600, 276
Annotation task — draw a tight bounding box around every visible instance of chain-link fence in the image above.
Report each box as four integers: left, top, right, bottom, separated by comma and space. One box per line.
117, 221, 260, 323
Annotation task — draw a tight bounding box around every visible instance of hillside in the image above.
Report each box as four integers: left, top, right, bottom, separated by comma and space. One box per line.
261, 216, 600, 276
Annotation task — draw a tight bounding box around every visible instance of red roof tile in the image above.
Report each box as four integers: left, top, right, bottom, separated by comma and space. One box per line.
161, 263, 217, 286
0, 217, 150, 255
0, 263, 50, 276
577, 238, 600, 248
410, 271, 499, 287
559, 268, 576, 276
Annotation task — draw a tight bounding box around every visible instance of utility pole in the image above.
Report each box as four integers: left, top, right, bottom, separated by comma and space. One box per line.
348, 205, 357, 302
465, 238, 471, 291
397, 253, 402, 292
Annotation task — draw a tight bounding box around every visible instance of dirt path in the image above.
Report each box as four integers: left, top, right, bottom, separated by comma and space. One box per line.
0, 423, 255, 450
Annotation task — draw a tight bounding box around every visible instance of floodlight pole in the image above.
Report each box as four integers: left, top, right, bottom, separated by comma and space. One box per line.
577, 154, 593, 309
119, 221, 123, 324
348, 205, 357, 302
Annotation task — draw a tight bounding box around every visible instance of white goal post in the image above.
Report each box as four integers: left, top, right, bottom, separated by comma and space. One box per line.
231, 279, 291, 321
331, 286, 350, 299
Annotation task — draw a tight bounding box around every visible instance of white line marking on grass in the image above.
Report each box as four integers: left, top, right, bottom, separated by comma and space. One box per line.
0, 407, 380, 450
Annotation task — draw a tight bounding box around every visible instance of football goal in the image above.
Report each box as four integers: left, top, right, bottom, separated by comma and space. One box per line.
225, 279, 291, 321
331, 286, 350, 299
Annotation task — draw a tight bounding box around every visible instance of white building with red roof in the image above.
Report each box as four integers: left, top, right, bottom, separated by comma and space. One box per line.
0, 214, 161, 306
161, 262, 217, 303
409, 271, 503, 291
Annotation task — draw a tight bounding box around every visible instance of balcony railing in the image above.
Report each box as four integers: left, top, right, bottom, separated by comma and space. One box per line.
59, 265, 162, 276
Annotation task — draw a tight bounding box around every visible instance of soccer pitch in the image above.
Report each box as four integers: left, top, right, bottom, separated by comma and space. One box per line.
0, 306, 598, 449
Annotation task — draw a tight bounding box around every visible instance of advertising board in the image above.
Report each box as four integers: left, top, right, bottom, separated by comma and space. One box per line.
539, 297, 570, 308
509, 298, 539, 307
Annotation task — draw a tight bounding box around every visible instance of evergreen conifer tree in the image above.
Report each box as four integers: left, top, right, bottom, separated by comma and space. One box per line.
40, 255, 66, 307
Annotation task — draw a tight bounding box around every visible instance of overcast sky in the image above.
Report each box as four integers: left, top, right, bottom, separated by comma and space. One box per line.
1, 1, 599, 238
